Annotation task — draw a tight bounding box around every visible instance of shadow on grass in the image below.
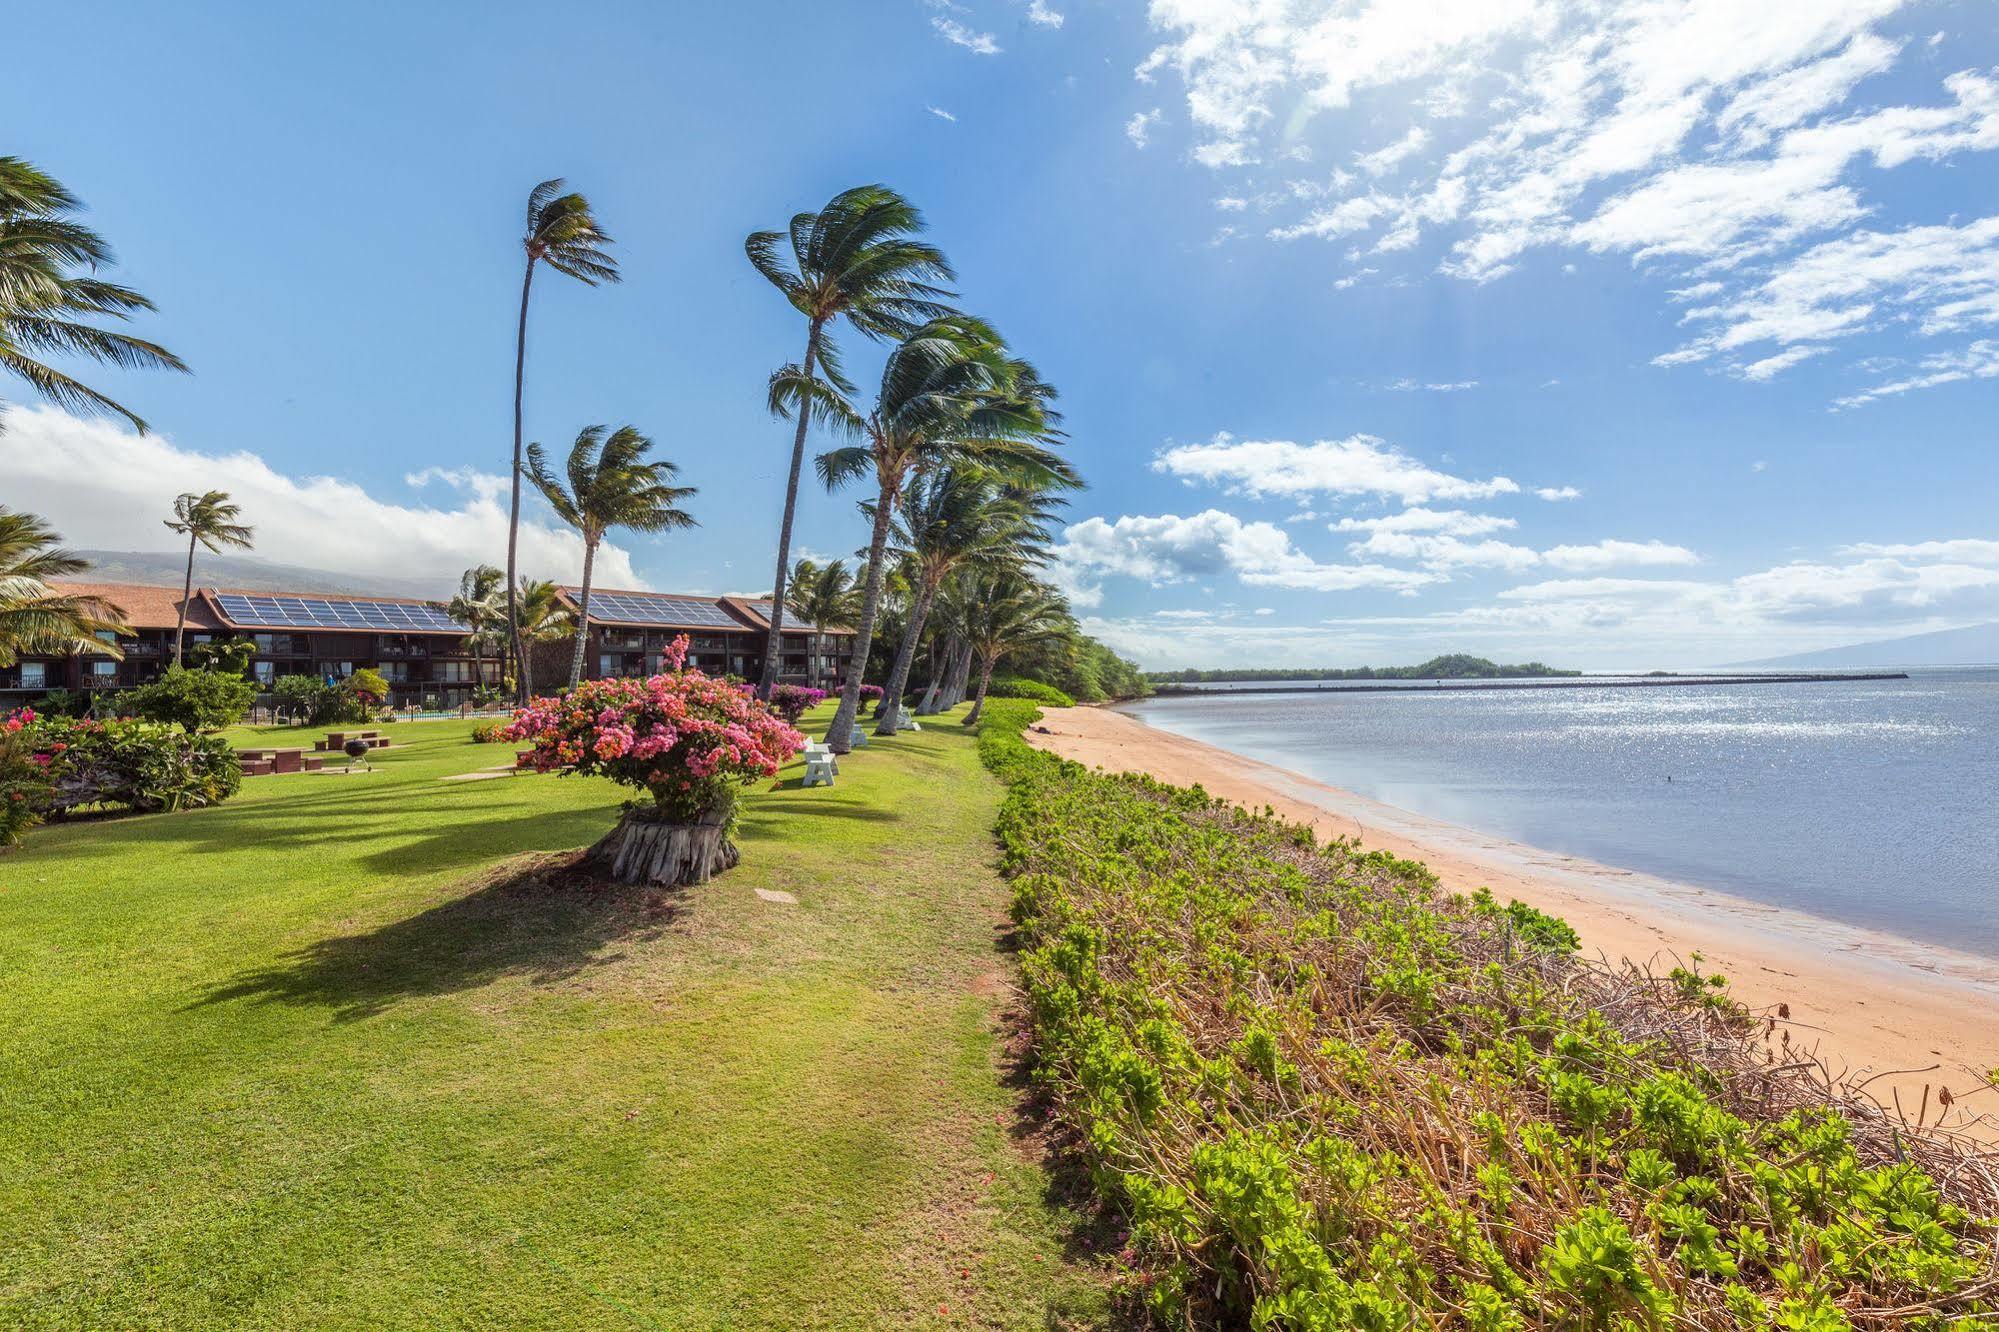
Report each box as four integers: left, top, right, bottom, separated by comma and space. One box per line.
192, 853, 689, 1022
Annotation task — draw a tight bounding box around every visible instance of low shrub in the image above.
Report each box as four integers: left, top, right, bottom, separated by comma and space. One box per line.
975, 699, 1997, 1329
123, 664, 256, 732
767, 683, 827, 724
985, 675, 1075, 707
271, 674, 374, 726
1, 709, 52, 847
469, 719, 510, 744
858, 683, 884, 715
17, 712, 241, 820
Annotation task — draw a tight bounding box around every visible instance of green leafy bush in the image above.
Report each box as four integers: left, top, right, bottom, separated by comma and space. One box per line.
469, 719, 510, 744
123, 665, 256, 732
985, 676, 1075, 707
25, 713, 241, 816
271, 674, 372, 725
1, 710, 53, 847
975, 699, 1997, 1329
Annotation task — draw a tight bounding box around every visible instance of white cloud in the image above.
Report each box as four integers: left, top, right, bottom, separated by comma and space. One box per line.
1535, 485, 1582, 501
0, 407, 645, 593
1025, 0, 1064, 29
1832, 338, 1999, 409
1136, 1, 1999, 400
1154, 432, 1519, 504
927, 105, 958, 123
932, 16, 1001, 54
1049, 508, 1439, 606
1541, 539, 1700, 572
1126, 107, 1163, 148
1215, 195, 1248, 211
1384, 378, 1477, 392
1840, 538, 1999, 564
1333, 507, 1516, 537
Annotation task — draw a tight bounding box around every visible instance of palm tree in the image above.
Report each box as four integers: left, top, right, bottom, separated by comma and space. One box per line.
0, 157, 187, 432
745, 184, 956, 702
163, 491, 253, 665
792, 317, 1074, 752
527, 425, 697, 687
448, 564, 503, 696
962, 570, 1070, 726
506, 179, 619, 704
784, 557, 859, 688
513, 577, 575, 701
0, 508, 127, 666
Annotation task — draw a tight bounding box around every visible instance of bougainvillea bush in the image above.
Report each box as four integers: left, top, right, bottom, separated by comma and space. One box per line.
506, 636, 803, 825
859, 683, 884, 714
0, 708, 242, 846
766, 684, 827, 724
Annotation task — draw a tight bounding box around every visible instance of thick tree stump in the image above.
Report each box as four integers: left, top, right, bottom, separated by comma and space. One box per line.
587, 806, 740, 886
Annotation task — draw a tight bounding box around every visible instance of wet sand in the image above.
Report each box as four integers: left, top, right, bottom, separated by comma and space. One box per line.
1027, 705, 1999, 1142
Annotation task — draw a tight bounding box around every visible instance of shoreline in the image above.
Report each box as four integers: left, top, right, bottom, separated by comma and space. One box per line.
1027, 704, 1999, 1142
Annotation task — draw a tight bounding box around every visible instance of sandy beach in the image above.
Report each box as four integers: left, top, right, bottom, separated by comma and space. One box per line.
1029, 704, 1999, 1142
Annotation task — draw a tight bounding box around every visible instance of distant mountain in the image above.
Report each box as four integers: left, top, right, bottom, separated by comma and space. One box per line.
69, 550, 449, 602
1728, 622, 1999, 669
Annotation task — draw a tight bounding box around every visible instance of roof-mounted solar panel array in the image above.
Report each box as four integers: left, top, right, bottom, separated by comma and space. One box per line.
214, 594, 466, 633
583, 592, 742, 629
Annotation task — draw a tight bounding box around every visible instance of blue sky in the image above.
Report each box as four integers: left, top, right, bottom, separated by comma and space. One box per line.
5, 0, 1997, 668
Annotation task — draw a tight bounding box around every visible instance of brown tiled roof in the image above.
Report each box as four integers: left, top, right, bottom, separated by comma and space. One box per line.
46, 581, 223, 631
719, 595, 855, 637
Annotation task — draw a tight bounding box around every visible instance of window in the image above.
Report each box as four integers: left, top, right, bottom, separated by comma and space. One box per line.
20, 662, 46, 689
435, 661, 470, 683
91, 661, 116, 677
254, 661, 274, 684
599, 655, 614, 678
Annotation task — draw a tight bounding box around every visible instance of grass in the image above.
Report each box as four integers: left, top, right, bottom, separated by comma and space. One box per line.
0, 705, 1110, 1329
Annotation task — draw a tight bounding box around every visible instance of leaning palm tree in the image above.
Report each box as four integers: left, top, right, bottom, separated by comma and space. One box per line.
745, 184, 956, 701
0, 508, 127, 665
163, 491, 253, 665
505, 179, 619, 703
448, 564, 504, 695
513, 577, 575, 701
791, 316, 1075, 751
527, 425, 697, 687
962, 570, 1070, 726
0, 157, 187, 432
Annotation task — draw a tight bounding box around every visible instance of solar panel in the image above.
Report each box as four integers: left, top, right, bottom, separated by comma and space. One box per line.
215, 594, 466, 632
582, 592, 740, 629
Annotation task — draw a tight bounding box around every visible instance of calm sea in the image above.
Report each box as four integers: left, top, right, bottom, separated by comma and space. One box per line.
1124, 669, 1999, 959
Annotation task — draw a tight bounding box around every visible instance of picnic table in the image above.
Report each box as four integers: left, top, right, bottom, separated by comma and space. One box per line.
313, 730, 392, 752
238, 747, 326, 775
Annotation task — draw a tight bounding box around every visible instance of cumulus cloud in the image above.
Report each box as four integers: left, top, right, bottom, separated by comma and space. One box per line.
1126, 107, 1163, 148
1153, 432, 1519, 504
1541, 539, 1700, 572
0, 407, 644, 593
1049, 508, 1438, 606
1024, 0, 1064, 29
1135, 1, 1999, 401
1536, 485, 1582, 501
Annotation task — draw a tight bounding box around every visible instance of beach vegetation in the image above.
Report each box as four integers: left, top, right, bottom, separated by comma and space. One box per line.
977, 698, 1999, 1329
504, 179, 619, 704
984, 675, 1075, 708
525, 424, 698, 688
0, 156, 187, 431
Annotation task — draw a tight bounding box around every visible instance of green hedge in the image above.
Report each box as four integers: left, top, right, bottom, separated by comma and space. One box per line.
985, 676, 1076, 707
974, 699, 1996, 1329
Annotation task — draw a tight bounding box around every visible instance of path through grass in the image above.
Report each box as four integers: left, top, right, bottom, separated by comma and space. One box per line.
0, 708, 1108, 1329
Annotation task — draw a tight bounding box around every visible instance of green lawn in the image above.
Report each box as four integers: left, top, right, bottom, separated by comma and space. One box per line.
0, 707, 1108, 1329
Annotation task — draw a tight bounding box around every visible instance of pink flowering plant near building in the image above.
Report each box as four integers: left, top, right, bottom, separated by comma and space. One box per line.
505, 634, 805, 830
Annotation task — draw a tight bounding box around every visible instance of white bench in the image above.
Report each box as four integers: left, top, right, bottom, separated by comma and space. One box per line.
802, 740, 840, 774
802, 752, 837, 787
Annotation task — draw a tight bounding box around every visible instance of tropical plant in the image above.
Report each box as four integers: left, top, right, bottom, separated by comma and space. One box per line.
186, 637, 254, 677
505, 179, 619, 704
0, 508, 127, 666
343, 667, 390, 710
270, 673, 329, 724
0, 157, 187, 431
447, 564, 503, 693
785, 556, 859, 688
22, 712, 241, 815
959, 570, 1071, 725
123, 664, 256, 732
766, 683, 826, 724
783, 315, 1072, 752
505, 635, 802, 885
0, 708, 52, 847
163, 491, 252, 665
512, 577, 574, 702
526, 424, 697, 688
745, 184, 957, 701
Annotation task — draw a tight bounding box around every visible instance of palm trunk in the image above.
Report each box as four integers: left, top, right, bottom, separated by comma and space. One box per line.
756, 320, 823, 700
824, 475, 895, 754
963, 654, 998, 727
940, 637, 973, 709
875, 580, 936, 736
505, 258, 536, 705
174, 530, 196, 666
916, 634, 951, 714
520, 635, 535, 702
568, 540, 596, 687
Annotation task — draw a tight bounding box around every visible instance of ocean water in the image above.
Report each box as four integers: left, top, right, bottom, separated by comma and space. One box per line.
1125, 669, 1999, 959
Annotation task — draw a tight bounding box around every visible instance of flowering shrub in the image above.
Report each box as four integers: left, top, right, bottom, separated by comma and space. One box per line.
505, 635, 803, 823
859, 683, 884, 714
0, 708, 242, 845
766, 684, 827, 724
1, 709, 52, 847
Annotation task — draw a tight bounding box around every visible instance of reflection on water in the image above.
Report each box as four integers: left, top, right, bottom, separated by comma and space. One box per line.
1129, 669, 1999, 958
